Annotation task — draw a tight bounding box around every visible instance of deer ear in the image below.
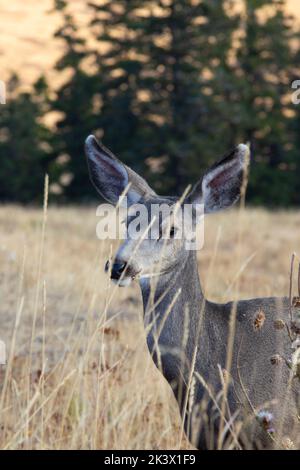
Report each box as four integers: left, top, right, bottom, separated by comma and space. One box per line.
188, 144, 250, 214
85, 135, 156, 206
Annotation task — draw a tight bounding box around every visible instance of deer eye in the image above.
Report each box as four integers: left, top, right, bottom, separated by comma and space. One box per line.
169, 226, 176, 238
157, 225, 176, 240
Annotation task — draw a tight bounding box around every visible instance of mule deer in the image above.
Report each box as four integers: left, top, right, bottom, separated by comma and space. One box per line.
85, 135, 299, 449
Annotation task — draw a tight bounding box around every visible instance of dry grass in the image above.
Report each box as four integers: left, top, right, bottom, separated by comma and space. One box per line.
0, 204, 299, 450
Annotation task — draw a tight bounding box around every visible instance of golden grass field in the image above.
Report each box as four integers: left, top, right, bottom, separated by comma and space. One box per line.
0, 203, 299, 449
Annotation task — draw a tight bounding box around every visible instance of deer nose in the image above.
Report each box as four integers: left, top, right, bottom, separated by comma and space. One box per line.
111, 262, 127, 280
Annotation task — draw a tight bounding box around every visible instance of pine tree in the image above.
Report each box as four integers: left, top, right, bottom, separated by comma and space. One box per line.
232, 0, 296, 205
51, 0, 299, 205
87, 0, 239, 195
88, 0, 150, 177
0, 74, 52, 203
125, 0, 238, 194
51, 1, 97, 200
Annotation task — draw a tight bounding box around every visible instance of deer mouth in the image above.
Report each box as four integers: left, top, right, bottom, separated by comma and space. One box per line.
112, 276, 133, 287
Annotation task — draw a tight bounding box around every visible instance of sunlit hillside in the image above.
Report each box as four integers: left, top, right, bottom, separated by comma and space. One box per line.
0, 0, 89, 87
0, 0, 299, 87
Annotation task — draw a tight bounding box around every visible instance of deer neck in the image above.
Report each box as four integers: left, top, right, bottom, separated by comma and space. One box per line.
139, 251, 206, 388
139, 250, 203, 313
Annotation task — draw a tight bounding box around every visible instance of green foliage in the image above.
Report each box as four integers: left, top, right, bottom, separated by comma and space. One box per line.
52, 0, 239, 197
0, 75, 52, 203
48, 9, 96, 200
0, 0, 299, 206
232, 0, 297, 206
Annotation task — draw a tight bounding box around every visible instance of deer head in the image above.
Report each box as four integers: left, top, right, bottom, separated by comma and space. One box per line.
85, 135, 249, 286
